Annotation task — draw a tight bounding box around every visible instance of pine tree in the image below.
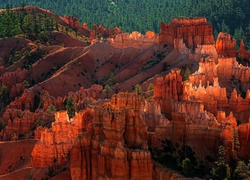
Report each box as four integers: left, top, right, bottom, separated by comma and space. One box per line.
233, 128, 240, 158
0, 85, 10, 106
234, 161, 250, 179
47, 104, 56, 112
182, 158, 195, 177
22, 14, 35, 33
135, 84, 142, 95
0, 119, 5, 131
108, 72, 115, 85
66, 96, 76, 119
181, 66, 191, 81
211, 145, 231, 179
146, 83, 154, 98
103, 85, 112, 98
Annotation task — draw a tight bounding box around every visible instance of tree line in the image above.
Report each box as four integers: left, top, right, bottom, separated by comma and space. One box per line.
2, 0, 250, 49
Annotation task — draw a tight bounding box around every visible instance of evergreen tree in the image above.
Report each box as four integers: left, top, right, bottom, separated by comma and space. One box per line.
0, 119, 5, 131
108, 72, 115, 85
135, 84, 142, 95
66, 96, 76, 119
234, 161, 250, 179
182, 158, 195, 177
234, 27, 245, 49
181, 66, 191, 81
22, 14, 35, 33
233, 128, 240, 158
146, 83, 154, 98
47, 104, 56, 112
211, 145, 231, 180
103, 85, 112, 98
22, 80, 30, 88
0, 85, 10, 106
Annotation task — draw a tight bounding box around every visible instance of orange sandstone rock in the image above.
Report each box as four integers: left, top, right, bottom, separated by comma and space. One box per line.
109, 31, 158, 49
154, 69, 183, 118
32, 109, 94, 168
215, 32, 236, 57
160, 17, 214, 49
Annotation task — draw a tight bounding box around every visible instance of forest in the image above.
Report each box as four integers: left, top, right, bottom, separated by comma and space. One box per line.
1, 0, 250, 49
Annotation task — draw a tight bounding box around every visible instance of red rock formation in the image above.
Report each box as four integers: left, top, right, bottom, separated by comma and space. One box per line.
34, 126, 44, 140
189, 56, 217, 86
238, 122, 250, 159
90, 25, 121, 42
63, 16, 80, 31
238, 40, 250, 61
108, 31, 158, 49
82, 22, 88, 29
217, 111, 237, 127
0, 85, 103, 141
31, 93, 154, 179
215, 32, 237, 57
7, 89, 35, 111
217, 57, 239, 79
154, 69, 183, 118
195, 44, 219, 62
140, 98, 169, 132
70, 93, 153, 179
217, 57, 250, 93
159, 17, 214, 49
0, 109, 54, 141
32, 109, 94, 167
9, 83, 24, 98
183, 78, 228, 115
150, 63, 250, 164
1, 68, 28, 89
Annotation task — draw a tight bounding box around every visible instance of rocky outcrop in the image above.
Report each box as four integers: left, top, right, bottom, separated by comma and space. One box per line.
70, 93, 153, 179
9, 83, 24, 99
63, 16, 80, 31
31, 92, 154, 179
0, 84, 103, 141
109, 31, 158, 49
182, 77, 228, 115
0, 68, 28, 101
1, 68, 28, 89
7, 89, 35, 111
217, 57, 250, 93
154, 69, 183, 118
90, 24, 121, 40
217, 57, 238, 80
238, 122, 250, 159
0, 109, 54, 141
140, 98, 169, 132
189, 56, 217, 86
32, 109, 94, 167
215, 32, 236, 57
238, 40, 250, 61
159, 17, 214, 49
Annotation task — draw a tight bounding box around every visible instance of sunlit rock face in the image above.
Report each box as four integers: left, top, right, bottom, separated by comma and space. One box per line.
108, 31, 158, 49
215, 32, 237, 57
159, 17, 214, 49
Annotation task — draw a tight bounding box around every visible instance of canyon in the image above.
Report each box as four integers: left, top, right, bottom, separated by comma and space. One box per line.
0, 7, 249, 180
